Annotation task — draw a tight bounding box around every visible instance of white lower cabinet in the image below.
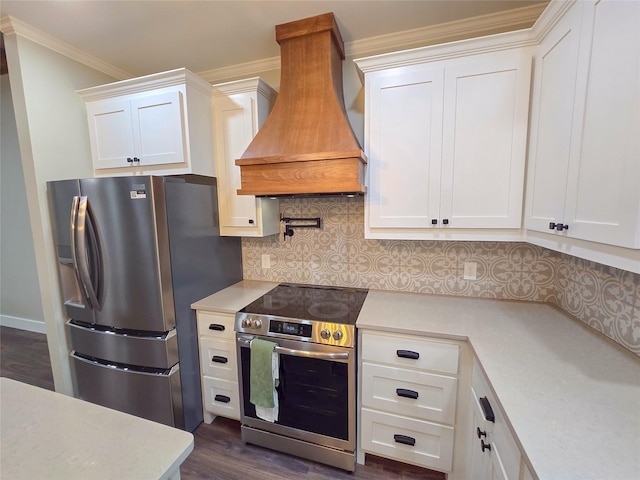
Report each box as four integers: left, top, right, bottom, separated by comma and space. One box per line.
359, 331, 460, 473
195, 311, 240, 422
467, 360, 524, 480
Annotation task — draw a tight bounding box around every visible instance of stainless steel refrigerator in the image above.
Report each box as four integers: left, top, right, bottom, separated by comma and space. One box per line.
47, 175, 242, 432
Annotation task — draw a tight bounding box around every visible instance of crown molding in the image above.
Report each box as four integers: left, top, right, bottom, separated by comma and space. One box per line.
345, 2, 547, 58
1, 3, 548, 85
0, 15, 132, 80
211, 76, 278, 103
198, 56, 280, 84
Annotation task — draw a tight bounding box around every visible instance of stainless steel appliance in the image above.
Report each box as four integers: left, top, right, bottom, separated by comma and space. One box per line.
235, 283, 368, 471
47, 175, 242, 432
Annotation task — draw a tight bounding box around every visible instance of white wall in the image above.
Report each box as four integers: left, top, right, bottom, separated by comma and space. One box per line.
0, 74, 45, 332
4, 32, 116, 394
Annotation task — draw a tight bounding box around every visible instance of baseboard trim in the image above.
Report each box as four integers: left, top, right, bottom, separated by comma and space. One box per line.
0, 314, 46, 334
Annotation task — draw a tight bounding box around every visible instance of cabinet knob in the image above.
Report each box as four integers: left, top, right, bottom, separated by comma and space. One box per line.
549, 222, 556, 230
477, 427, 487, 439
133, 157, 140, 163
481, 439, 492, 452
556, 223, 569, 231
126, 157, 134, 163
431, 219, 438, 225
442, 219, 449, 225
248, 219, 254, 224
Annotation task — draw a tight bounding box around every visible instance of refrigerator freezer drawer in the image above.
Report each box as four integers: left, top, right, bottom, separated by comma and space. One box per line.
71, 352, 184, 429
68, 320, 179, 369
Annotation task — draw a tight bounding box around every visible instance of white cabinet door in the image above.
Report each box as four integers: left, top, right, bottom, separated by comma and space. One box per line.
525, 4, 583, 234
215, 95, 259, 228
86, 99, 136, 169
441, 51, 531, 228
564, 0, 640, 248
131, 91, 185, 167
367, 66, 444, 229
213, 79, 280, 237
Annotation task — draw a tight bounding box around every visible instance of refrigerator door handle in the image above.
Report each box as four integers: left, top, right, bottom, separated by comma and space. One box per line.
72, 196, 101, 310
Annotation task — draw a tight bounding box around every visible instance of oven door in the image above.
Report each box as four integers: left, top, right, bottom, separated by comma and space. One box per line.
236, 334, 355, 452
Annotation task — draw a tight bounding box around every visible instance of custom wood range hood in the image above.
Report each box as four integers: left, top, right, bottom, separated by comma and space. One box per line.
235, 13, 367, 196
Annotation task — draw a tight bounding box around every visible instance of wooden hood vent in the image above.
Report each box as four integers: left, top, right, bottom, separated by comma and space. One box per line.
235, 13, 367, 196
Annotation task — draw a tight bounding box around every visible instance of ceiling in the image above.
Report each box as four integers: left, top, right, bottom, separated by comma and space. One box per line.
0, 0, 546, 80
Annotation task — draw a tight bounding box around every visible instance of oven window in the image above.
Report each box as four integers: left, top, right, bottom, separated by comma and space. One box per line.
240, 347, 350, 440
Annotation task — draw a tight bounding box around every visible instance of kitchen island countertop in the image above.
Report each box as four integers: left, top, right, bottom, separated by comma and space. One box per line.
358, 289, 640, 480
0, 377, 194, 480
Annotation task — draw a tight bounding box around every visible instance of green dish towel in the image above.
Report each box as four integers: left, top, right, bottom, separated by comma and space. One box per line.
250, 338, 279, 409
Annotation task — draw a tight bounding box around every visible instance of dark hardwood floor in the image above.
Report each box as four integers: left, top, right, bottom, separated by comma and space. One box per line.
0, 326, 444, 480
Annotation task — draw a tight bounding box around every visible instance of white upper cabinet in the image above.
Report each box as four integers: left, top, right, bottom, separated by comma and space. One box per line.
356, 32, 533, 240
212, 78, 279, 237
525, 0, 640, 249
78, 68, 215, 177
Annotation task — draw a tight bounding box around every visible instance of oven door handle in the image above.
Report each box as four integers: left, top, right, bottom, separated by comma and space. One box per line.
237, 336, 350, 360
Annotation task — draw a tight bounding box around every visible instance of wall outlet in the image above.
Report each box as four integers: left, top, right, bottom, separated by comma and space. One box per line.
463, 262, 477, 280
261, 254, 271, 269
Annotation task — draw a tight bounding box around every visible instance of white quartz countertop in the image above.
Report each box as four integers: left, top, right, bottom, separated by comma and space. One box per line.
0, 377, 194, 480
357, 290, 640, 480
191, 280, 278, 314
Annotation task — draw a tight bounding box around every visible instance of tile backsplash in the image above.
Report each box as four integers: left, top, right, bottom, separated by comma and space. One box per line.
242, 197, 640, 355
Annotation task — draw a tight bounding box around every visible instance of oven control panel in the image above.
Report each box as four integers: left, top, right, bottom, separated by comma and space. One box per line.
235, 312, 355, 347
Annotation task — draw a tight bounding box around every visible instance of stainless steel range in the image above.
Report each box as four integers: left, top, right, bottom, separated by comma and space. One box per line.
235, 283, 368, 472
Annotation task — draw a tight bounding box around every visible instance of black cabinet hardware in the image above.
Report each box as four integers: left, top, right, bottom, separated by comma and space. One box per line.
396, 350, 420, 360
481, 439, 492, 452
214, 394, 230, 403
442, 219, 449, 225
248, 219, 255, 224
396, 388, 419, 399
209, 324, 225, 331
127, 157, 134, 163
479, 396, 495, 422
431, 219, 438, 225
549, 222, 557, 230
556, 223, 569, 231
133, 157, 140, 163
393, 434, 416, 447
477, 427, 487, 438
212, 356, 228, 364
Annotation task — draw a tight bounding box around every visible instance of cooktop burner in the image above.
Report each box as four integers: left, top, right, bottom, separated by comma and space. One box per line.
239, 283, 368, 325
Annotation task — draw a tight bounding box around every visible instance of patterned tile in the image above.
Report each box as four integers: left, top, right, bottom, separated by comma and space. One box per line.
242, 196, 640, 355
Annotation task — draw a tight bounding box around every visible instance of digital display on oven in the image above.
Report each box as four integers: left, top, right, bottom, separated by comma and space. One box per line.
269, 320, 312, 337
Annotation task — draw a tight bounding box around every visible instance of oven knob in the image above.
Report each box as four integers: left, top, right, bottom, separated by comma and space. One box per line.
332, 330, 343, 341
251, 318, 262, 329
241, 318, 251, 328
320, 328, 331, 340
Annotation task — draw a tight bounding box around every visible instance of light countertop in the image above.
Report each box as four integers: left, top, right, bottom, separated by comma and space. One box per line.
0, 377, 194, 480
191, 280, 278, 314
358, 290, 640, 480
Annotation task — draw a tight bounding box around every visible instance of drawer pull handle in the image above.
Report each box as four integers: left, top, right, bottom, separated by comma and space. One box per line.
394, 434, 416, 447
214, 394, 230, 403
396, 350, 419, 360
481, 439, 492, 452
209, 324, 225, 331
477, 427, 487, 439
396, 388, 419, 400
212, 356, 228, 364
479, 396, 495, 423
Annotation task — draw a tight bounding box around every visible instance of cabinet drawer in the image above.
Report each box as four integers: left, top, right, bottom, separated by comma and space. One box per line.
361, 362, 457, 424
361, 407, 454, 472
197, 312, 235, 339
199, 337, 237, 381
202, 376, 240, 420
361, 332, 459, 374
